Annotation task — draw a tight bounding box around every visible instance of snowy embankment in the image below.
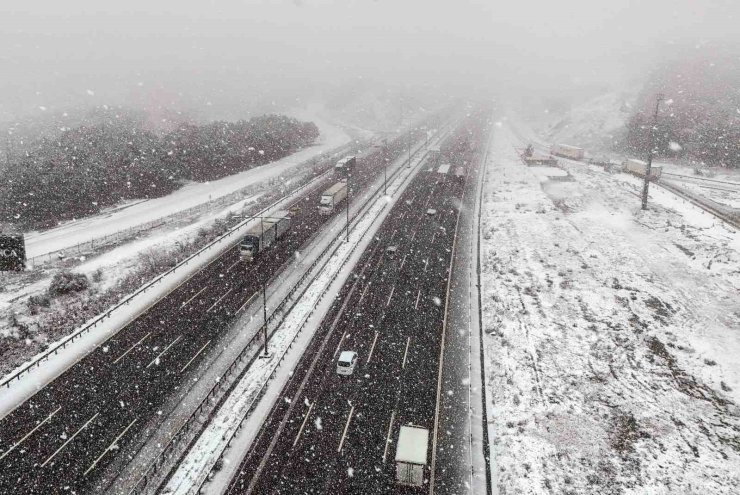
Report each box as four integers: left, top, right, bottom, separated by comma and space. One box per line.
23, 114, 350, 259
481, 124, 740, 494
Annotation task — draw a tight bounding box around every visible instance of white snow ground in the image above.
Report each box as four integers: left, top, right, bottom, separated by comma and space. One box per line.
23, 114, 350, 259
480, 124, 740, 494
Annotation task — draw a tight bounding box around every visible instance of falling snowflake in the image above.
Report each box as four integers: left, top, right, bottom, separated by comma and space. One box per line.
314, 416, 323, 430
347, 467, 355, 477
433, 296, 442, 306
86, 89, 95, 96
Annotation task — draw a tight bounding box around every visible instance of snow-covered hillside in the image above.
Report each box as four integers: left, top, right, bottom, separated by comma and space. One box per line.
538, 91, 636, 152
481, 124, 740, 494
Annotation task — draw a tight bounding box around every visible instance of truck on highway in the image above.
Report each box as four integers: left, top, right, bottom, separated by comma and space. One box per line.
395, 425, 429, 487
335, 156, 356, 178
551, 143, 585, 161
239, 211, 291, 262
623, 158, 662, 180
318, 182, 348, 215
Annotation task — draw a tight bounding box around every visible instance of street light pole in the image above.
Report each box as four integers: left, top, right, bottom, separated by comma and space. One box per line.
641, 93, 665, 210
345, 165, 350, 242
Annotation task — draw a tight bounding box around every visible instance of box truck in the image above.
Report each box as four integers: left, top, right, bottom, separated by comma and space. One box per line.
623, 158, 662, 179
318, 182, 348, 215
239, 211, 291, 262
395, 425, 429, 487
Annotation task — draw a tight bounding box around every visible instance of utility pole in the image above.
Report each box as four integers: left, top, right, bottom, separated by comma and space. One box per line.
383, 138, 388, 196
345, 165, 350, 242
262, 276, 268, 356
641, 93, 664, 210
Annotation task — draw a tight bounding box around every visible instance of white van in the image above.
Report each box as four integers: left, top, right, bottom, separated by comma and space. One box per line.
337, 351, 358, 376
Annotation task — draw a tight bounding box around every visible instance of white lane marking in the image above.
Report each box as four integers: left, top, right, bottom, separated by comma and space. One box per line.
0, 406, 62, 461
431, 232, 437, 244
366, 332, 379, 364
337, 405, 355, 453
181, 287, 206, 309
358, 281, 372, 304
237, 291, 259, 314
386, 285, 395, 307
400, 253, 408, 269
292, 401, 315, 448
113, 332, 151, 365
333, 330, 348, 359
424, 258, 430, 273
226, 259, 241, 272
402, 337, 411, 369
83, 418, 137, 476
414, 290, 422, 310
207, 288, 233, 312
41, 412, 99, 467
180, 340, 211, 373
410, 229, 417, 243
382, 410, 396, 463
146, 335, 182, 369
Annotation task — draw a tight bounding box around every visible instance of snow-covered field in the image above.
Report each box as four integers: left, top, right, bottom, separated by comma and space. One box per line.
481, 124, 740, 494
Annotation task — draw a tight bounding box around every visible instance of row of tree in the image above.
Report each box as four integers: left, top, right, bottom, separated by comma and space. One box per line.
624, 47, 740, 168
0, 114, 319, 229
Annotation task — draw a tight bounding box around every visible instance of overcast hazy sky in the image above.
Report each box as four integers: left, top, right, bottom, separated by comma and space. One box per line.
1, 0, 738, 120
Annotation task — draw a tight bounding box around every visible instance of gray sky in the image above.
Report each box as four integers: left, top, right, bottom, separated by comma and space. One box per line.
1, 0, 738, 120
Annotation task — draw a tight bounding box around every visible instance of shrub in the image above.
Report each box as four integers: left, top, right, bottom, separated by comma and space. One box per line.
49, 271, 90, 297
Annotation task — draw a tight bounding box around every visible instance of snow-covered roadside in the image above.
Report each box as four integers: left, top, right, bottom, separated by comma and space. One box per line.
481, 124, 740, 494
23, 114, 351, 260
162, 125, 448, 495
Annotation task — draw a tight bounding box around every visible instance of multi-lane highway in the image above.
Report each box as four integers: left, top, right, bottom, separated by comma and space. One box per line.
0, 125, 434, 494
224, 122, 481, 494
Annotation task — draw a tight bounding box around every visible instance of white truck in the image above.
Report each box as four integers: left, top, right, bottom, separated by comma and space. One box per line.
551, 144, 585, 160
623, 158, 662, 179
395, 425, 429, 487
318, 182, 348, 215
239, 211, 291, 262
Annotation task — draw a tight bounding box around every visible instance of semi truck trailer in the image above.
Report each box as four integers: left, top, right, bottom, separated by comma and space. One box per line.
239, 210, 291, 262
335, 156, 356, 176
623, 158, 662, 179
318, 182, 348, 215
395, 425, 429, 487
551, 144, 585, 160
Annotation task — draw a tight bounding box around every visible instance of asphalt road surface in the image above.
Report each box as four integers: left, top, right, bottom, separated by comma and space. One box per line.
0, 135, 419, 494
226, 157, 468, 494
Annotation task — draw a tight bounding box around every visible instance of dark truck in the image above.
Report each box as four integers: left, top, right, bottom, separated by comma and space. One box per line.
239, 211, 291, 262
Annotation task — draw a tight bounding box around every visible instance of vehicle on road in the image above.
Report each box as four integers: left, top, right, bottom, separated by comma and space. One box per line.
385, 245, 398, 257
395, 425, 430, 487
551, 143, 585, 160
239, 211, 291, 262
623, 158, 662, 180
426, 208, 437, 215
318, 182, 348, 215
335, 155, 357, 175
337, 350, 358, 375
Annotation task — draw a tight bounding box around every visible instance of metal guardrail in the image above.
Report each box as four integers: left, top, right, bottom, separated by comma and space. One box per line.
656, 179, 740, 230
128, 125, 450, 495
25, 144, 357, 266
0, 168, 335, 391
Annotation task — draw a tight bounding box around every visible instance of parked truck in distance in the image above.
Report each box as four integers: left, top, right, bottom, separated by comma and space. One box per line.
239, 211, 291, 262
335, 156, 356, 178
623, 158, 662, 180
318, 182, 348, 215
551, 143, 585, 161
395, 425, 429, 487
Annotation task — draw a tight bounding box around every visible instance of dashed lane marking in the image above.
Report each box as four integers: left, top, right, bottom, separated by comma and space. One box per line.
402, 337, 411, 369
84, 417, 137, 476
207, 288, 233, 312
41, 412, 99, 468
337, 405, 355, 453
181, 287, 207, 309
382, 410, 396, 463
292, 401, 314, 448
113, 332, 151, 365
180, 340, 211, 373
146, 335, 182, 369
0, 406, 62, 461
367, 332, 379, 364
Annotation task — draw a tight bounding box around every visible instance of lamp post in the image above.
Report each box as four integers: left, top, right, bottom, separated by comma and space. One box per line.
345, 165, 350, 242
